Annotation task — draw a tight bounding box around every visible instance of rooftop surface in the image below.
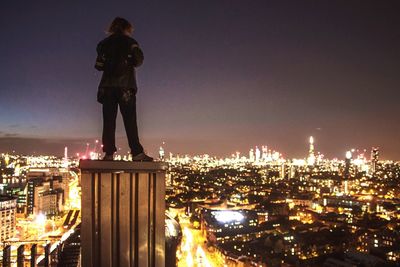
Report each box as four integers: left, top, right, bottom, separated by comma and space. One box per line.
79, 160, 168, 172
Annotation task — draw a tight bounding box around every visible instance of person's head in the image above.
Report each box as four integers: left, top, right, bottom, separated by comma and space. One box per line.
107, 17, 134, 36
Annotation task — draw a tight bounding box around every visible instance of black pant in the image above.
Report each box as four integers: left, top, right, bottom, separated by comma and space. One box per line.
101, 87, 144, 156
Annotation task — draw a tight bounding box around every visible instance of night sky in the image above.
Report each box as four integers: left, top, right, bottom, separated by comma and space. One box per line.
1, 1, 400, 159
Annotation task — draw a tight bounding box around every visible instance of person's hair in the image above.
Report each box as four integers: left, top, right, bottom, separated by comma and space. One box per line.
107, 17, 133, 35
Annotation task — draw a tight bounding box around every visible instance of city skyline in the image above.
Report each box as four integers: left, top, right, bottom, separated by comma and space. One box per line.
0, 135, 389, 162
1, 1, 400, 158
1, 139, 399, 266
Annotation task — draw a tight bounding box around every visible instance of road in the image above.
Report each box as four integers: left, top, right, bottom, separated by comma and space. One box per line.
177, 214, 226, 267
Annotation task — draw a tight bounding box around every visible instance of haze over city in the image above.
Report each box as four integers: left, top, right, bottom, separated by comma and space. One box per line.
1, 1, 400, 158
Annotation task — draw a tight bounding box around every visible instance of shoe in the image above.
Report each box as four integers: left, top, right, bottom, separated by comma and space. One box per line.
102, 154, 114, 161
132, 153, 153, 162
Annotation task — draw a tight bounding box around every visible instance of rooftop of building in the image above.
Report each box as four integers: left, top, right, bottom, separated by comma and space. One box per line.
0, 195, 17, 202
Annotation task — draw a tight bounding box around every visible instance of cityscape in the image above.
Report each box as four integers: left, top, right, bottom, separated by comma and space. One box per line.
2, 1, 400, 267
1, 137, 399, 266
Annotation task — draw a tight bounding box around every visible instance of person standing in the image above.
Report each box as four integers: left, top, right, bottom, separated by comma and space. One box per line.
95, 17, 153, 161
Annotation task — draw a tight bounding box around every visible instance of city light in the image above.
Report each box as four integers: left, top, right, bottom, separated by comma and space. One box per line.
212, 211, 244, 223
35, 213, 46, 226
1, 139, 400, 266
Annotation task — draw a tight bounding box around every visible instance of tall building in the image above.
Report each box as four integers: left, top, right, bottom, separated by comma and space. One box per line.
344, 151, 352, 179
280, 163, 286, 179
27, 177, 44, 215
371, 147, 379, 174
262, 146, 268, 161
255, 146, 261, 162
26, 175, 67, 215
159, 146, 165, 160
289, 163, 296, 179
0, 195, 17, 241
307, 136, 316, 165
52, 175, 69, 205
62, 146, 69, 168
37, 190, 63, 216
249, 148, 254, 162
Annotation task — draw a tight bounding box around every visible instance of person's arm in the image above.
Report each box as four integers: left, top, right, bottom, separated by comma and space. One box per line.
129, 40, 144, 67
95, 42, 106, 71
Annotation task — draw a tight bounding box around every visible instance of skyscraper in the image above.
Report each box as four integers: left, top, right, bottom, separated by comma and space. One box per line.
255, 146, 261, 162
249, 148, 254, 162
262, 146, 268, 161
307, 136, 316, 166
371, 147, 379, 174
0, 195, 16, 242
63, 146, 68, 169
280, 163, 286, 179
344, 151, 352, 179
26, 178, 44, 215
159, 146, 165, 160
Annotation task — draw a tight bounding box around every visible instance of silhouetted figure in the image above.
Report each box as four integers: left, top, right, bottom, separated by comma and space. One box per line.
95, 17, 153, 161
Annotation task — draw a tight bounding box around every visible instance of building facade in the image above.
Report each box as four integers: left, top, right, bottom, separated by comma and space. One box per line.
0, 195, 17, 241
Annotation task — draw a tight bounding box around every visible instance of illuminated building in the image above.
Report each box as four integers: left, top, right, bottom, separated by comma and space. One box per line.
51, 174, 70, 205
27, 175, 68, 215
63, 146, 69, 168
307, 136, 316, 166
1, 143, 399, 266
202, 210, 259, 244
344, 151, 352, 180
280, 163, 286, 178
37, 189, 63, 216
4, 186, 26, 213
262, 146, 268, 160
255, 146, 261, 162
235, 151, 240, 161
159, 146, 165, 160
289, 163, 296, 179
4, 154, 10, 166
371, 147, 379, 174
249, 148, 254, 162
27, 177, 44, 215
0, 195, 16, 241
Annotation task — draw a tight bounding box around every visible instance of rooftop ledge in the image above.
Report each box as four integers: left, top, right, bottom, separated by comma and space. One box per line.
79, 159, 168, 172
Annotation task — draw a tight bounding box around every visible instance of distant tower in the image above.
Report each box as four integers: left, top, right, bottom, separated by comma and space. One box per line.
235, 152, 240, 161
342, 151, 353, 194
159, 146, 165, 161
307, 136, 316, 165
370, 147, 379, 174
289, 164, 296, 179
63, 147, 68, 168
255, 146, 261, 162
262, 146, 268, 160
249, 149, 254, 162
280, 163, 286, 179
344, 151, 352, 179
4, 154, 10, 166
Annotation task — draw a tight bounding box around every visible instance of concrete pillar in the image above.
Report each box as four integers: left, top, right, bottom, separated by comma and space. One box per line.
80, 160, 167, 267
30, 244, 37, 267
17, 245, 25, 267
2, 245, 11, 267
44, 243, 50, 267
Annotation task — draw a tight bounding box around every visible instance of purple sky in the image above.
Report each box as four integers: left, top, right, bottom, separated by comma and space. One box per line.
1, 1, 400, 159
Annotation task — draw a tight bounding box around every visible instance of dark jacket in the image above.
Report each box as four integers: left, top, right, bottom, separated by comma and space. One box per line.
95, 34, 144, 92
